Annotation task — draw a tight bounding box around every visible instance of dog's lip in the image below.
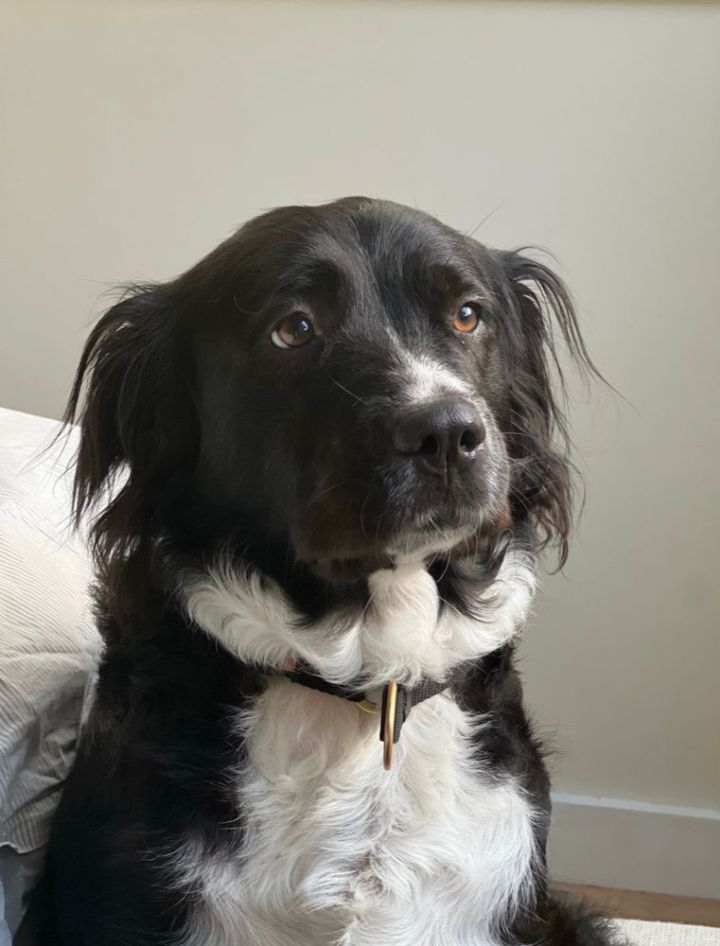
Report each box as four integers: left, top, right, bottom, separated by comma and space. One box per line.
384, 523, 478, 559
304, 551, 394, 585
297, 522, 477, 574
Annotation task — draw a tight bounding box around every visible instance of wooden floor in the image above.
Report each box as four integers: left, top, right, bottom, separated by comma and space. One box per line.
555, 884, 720, 929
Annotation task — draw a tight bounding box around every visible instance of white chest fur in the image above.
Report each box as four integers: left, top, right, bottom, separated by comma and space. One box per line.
177, 682, 538, 946
179, 553, 538, 946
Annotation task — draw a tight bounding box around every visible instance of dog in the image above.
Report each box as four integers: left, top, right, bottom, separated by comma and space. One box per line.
41, 197, 619, 945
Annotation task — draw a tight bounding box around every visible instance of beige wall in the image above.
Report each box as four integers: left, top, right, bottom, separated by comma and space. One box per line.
1, 0, 718, 810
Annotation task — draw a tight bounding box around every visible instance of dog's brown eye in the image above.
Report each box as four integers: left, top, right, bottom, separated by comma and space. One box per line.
271, 314, 316, 350
453, 304, 481, 334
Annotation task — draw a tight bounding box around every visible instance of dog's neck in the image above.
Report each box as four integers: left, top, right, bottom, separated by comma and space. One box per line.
265, 661, 449, 770
181, 544, 537, 692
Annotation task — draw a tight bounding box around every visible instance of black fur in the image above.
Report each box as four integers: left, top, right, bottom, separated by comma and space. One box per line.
39, 198, 617, 945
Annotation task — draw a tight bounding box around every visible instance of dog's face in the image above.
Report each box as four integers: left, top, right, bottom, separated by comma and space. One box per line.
69, 198, 590, 588
190, 202, 514, 580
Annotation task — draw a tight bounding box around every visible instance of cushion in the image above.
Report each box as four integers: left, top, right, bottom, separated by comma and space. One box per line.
0, 408, 99, 937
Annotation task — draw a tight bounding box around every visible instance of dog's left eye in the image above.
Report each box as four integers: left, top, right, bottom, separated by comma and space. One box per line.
453, 304, 481, 334
271, 314, 316, 350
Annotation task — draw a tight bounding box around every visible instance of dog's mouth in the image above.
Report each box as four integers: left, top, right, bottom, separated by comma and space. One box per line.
296, 495, 513, 585
293, 460, 511, 585
298, 522, 480, 585
306, 552, 394, 585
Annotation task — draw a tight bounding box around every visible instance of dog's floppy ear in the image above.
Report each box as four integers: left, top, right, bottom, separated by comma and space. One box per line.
65, 284, 195, 564
494, 251, 598, 568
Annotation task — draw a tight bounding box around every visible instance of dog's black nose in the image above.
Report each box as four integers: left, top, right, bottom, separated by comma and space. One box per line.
393, 399, 486, 477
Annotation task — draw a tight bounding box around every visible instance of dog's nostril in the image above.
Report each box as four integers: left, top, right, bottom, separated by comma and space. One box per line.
418, 434, 440, 457
392, 400, 485, 475
459, 423, 485, 455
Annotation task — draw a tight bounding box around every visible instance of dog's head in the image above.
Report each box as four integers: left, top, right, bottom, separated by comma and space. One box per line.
68, 198, 592, 592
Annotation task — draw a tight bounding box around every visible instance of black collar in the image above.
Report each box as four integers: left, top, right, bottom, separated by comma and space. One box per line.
273, 664, 448, 769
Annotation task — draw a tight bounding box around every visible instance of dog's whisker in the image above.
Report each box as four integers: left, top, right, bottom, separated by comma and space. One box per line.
465, 204, 502, 239
305, 481, 343, 510
358, 491, 372, 539
328, 375, 370, 407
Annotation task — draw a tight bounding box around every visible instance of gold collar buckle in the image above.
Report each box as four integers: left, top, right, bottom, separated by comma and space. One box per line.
381, 681, 399, 771
355, 679, 446, 770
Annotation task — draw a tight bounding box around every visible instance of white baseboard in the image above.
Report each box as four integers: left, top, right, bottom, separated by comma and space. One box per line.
548, 792, 720, 900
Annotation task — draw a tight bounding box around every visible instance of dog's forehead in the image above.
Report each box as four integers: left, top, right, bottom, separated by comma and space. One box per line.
311, 206, 471, 281
275, 206, 482, 322
282, 210, 482, 399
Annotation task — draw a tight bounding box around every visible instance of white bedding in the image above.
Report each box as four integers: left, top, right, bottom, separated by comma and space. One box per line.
0, 407, 99, 937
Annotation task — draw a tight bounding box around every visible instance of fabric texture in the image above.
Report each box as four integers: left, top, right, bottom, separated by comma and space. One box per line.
0, 407, 99, 935
0, 849, 44, 944
615, 920, 720, 946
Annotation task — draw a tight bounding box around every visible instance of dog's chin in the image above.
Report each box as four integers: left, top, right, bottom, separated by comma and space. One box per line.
296, 498, 513, 587
299, 524, 477, 587
384, 523, 477, 562
306, 552, 394, 586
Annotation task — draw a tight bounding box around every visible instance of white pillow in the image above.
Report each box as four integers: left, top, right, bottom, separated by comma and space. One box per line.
0, 408, 99, 934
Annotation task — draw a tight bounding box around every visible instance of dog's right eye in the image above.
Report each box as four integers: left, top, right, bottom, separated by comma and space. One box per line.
453, 303, 481, 335
270, 314, 316, 350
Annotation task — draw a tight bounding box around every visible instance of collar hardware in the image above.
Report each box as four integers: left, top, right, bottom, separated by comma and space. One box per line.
272, 664, 447, 771
381, 681, 399, 770
356, 699, 380, 715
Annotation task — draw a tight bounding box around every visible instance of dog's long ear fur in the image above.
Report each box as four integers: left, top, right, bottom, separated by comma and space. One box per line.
494, 251, 598, 569
65, 284, 195, 568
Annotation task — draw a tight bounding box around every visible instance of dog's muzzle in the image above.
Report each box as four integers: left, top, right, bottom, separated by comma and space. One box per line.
392, 396, 485, 482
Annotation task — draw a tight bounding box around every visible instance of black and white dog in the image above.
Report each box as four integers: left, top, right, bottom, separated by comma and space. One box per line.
43, 198, 618, 945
